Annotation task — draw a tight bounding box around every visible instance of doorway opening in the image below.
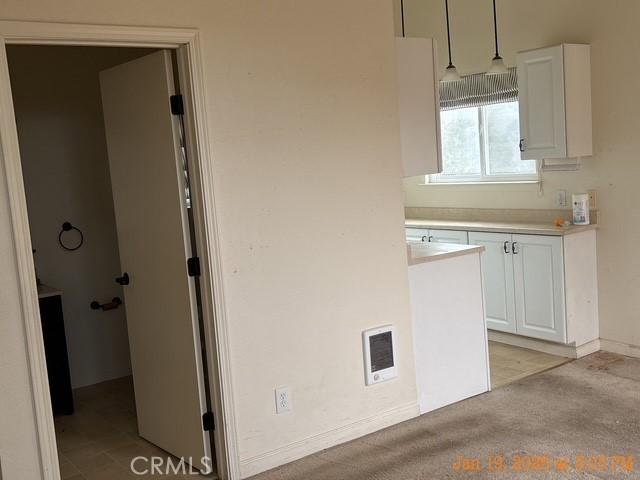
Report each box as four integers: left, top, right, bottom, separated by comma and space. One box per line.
7, 44, 218, 479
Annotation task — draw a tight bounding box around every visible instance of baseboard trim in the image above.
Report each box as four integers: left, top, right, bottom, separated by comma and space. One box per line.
239, 401, 419, 478
575, 339, 601, 358
599, 338, 640, 359
488, 331, 599, 359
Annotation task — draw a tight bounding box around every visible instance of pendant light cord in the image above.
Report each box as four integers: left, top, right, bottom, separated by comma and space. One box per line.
492, 0, 500, 57
400, 0, 405, 37
445, 0, 454, 67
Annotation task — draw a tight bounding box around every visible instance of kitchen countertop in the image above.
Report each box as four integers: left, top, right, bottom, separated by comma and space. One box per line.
407, 241, 484, 266
38, 284, 63, 299
405, 218, 598, 236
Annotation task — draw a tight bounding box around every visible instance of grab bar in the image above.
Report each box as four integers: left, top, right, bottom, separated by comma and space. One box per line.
90, 297, 122, 311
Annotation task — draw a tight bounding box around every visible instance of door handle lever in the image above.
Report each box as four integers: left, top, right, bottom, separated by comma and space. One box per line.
115, 272, 130, 285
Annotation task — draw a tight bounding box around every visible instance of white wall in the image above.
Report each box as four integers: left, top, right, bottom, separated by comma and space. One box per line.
396, 0, 640, 351
7, 46, 152, 388
0, 2, 415, 478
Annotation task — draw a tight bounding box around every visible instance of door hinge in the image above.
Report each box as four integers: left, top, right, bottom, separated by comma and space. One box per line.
187, 257, 201, 277
202, 411, 215, 431
170, 94, 184, 115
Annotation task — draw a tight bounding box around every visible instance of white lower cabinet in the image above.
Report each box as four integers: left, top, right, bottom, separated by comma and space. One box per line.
512, 235, 566, 343
405, 228, 468, 244
467, 232, 517, 334
469, 232, 566, 343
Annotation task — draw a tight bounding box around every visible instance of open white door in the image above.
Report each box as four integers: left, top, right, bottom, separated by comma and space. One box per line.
99, 50, 212, 472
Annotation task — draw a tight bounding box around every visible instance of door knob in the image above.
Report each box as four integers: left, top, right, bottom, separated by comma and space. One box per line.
115, 272, 130, 285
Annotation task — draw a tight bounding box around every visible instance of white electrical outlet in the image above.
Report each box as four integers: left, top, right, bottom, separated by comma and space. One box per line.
556, 190, 567, 207
275, 386, 292, 414
588, 189, 597, 209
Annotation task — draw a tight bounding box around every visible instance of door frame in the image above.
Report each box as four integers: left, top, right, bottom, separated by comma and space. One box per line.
0, 21, 239, 480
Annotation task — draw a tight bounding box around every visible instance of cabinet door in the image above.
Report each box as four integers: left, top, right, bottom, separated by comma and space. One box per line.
406, 228, 429, 243
396, 37, 441, 176
428, 229, 468, 245
517, 45, 567, 159
512, 234, 566, 343
468, 232, 516, 334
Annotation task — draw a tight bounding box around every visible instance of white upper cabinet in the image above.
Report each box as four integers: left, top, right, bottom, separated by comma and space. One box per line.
395, 37, 442, 177
517, 44, 592, 160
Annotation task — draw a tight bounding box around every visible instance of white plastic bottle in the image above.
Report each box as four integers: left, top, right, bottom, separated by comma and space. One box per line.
572, 193, 590, 225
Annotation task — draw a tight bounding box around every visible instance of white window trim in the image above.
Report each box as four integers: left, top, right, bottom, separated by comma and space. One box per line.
429, 103, 539, 184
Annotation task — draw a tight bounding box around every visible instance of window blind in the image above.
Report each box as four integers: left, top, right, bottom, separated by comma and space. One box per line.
439, 67, 517, 111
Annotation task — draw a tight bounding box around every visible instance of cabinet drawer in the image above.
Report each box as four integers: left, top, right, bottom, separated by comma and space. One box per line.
428, 229, 468, 245
406, 228, 429, 242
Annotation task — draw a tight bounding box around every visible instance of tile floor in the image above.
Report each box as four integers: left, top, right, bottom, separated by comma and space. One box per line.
488, 340, 570, 388
55, 376, 215, 479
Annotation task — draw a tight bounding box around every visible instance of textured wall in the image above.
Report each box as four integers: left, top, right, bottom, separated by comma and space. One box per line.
0, 1, 413, 478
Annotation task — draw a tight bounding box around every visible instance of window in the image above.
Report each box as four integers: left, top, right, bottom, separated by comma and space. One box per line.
430, 101, 537, 183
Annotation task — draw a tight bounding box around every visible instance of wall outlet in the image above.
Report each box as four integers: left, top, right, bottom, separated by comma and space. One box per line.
588, 189, 597, 209
275, 386, 292, 414
556, 190, 567, 208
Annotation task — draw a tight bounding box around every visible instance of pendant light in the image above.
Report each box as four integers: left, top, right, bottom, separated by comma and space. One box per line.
486, 0, 508, 75
441, 0, 461, 82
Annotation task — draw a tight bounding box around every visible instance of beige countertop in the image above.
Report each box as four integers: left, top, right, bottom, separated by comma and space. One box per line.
407, 241, 484, 266
37, 284, 62, 299
405, 218, 598, 236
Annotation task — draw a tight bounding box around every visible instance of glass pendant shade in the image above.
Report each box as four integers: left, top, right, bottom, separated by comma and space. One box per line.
441, 65, 461, 82
487, 55, 508, 75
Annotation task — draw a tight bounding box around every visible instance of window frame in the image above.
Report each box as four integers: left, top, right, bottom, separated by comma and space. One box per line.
429, 102, 539, 184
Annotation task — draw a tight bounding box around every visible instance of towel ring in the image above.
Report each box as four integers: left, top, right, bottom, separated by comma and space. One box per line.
58, 222, 84, 251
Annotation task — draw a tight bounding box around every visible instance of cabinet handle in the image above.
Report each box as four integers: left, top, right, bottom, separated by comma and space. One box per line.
428, 236, 434, 242
519, 138, 525, 152
512, 242, 518, 254
503, 241, 510, 254
421, 236, 428, 242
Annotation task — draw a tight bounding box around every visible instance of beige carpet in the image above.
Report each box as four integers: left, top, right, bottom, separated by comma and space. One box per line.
250, 352, 640, 479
